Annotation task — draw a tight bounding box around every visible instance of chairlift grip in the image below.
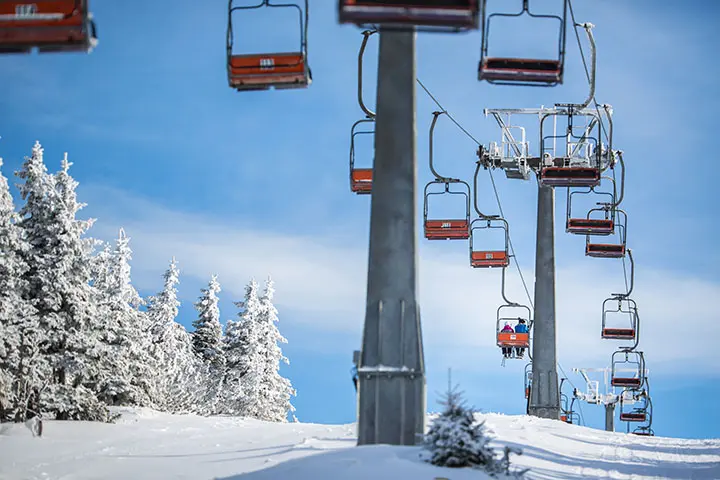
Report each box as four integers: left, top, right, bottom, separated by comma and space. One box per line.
358, 29, 376, 118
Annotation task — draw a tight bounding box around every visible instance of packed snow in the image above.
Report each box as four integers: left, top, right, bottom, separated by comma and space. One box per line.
1, 407, 718, 480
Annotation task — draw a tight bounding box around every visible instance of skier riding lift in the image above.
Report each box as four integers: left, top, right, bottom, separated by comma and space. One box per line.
514, 318, 529, 359
500, 322, 514, 358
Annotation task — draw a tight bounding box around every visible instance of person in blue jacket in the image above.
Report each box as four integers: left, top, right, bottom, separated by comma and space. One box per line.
514, 318, 529, 358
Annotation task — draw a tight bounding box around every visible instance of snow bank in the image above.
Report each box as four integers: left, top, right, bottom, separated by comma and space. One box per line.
0, 408, 718, 480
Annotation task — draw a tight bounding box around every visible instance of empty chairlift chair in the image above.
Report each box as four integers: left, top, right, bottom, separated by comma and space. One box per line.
469, 216, 509, 268
338, 0, 479, 31
478, 0, 568, 86
0, 0, 97, 54
423, 180, 471, 240
611, 349, 645, 389
227, 0, 312, 91
566, 186, 616, 235
601, 295, 638, 341
586, 209, 627, 258
349, 118, 374, 194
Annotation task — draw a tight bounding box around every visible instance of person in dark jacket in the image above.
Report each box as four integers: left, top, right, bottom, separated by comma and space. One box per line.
514, 318, 529, 358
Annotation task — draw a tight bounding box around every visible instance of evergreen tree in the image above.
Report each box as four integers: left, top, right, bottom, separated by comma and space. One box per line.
254, 277, 295, 422
92, 229, 155, 406
147, 258, 205, 413
0, 157, 37, 421
424, 384, 526, 477
217, 316, 245, 415
192, 275, 224, 414
192, 275, 223, 366
15, 145, 109, 421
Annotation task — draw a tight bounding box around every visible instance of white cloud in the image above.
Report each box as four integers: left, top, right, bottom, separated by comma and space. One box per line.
84, 185, 720, 376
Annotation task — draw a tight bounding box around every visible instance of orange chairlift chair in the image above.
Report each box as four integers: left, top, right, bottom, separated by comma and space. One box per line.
469, 160, 509, 267
423, 111, 471, 240
538, 106, 610, 188
227, 0, 311, 91
496, 303, 531, 359
349, 118, 374, 194
619, 389, 649, 423
478, 0, 567, 86
585, 209, 627, 258
348, 29, 377, 194
566, 184, 616, 236
600, 251, 639, 342
630, 395, 654, 436
338, 0, 479, 31
610, 349, 645, 389
0, 0, 97, 54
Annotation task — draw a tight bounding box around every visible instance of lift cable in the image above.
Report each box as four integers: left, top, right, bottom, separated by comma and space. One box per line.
417, 78, 533, 308
417, 77, 588, 416
567, 0, 610, 146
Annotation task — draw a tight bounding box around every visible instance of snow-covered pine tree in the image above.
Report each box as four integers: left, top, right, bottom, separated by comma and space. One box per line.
92, 228, 155, 407
0, 157, 37, 421
147, 258, 205, 413
423, 383, 526, 477
191, 275, 224, 414
15, 143, 109, 421
254, 276, 295, 422
218, 278, 262, 416
192, 275, 223, 366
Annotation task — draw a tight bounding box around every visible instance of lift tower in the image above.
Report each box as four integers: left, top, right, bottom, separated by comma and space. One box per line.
356, 28, 426, 446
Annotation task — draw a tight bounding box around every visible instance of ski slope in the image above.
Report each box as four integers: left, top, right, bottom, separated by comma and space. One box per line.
0, 407, 718, 480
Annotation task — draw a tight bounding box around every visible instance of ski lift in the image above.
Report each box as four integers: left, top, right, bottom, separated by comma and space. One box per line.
566, 184, 616, 236
423, 112, 471, 240
478, 0, 568, 86
601, 296, 638, 343
469, 217, 509, 267
628, 394, 654, 435
349, 118, 374, 194
338, 0, 480, 31
0, 0, 97, 54
469, 160, 510, 267
611, 349, 645, 389
227, 0, 311, 91
586, 209, 627, 258
496, 304, 531, 357
539, 102, 611, 188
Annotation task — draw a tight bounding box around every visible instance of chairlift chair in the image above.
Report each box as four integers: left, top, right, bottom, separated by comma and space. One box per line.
629, 395, 654, 435
478, 0, 568, 86
227, 0, 311, 91
496, 304, 531, 357
423, 111, 471, 240
424, 180, 471, 240
539, 108, 608, 188
611, 349, 645, 389
601, 295, 638, 341
566, 186, 616, 235
338, 0, 479, 31
349, 118, 375, 194
469, 216, 509, 267
586, 209, 627, 258
0, 0, 97, 54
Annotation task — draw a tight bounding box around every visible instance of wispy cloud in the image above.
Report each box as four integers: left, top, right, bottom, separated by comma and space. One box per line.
82, 184, 720, 374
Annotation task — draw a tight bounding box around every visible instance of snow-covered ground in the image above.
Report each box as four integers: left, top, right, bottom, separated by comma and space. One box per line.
1, 407, 718, 480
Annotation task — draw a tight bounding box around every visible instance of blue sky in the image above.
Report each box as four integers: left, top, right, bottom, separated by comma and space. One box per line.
0, 0, 718, 439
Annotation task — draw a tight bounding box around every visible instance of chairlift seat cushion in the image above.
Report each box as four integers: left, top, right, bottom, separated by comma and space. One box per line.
0, 0, 91, 52
540, 167, 600, 187
424, 219, 469, 240
228, 52, 309, 90
470, 250, 508, 268
620, 412, 647, 422
586, 243, 626, 258
480, 57, 562, 84
351, 168, 372, 194
497, 332, 529, 347
601, 328, 635, 340
611, 377, 642, 388
338, 0, 478, 28
567, 218, 614, 235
